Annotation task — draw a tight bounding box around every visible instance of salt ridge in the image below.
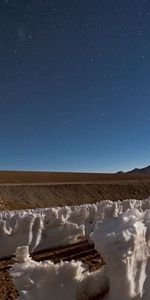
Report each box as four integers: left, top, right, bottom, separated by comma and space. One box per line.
1, 198, 150, 258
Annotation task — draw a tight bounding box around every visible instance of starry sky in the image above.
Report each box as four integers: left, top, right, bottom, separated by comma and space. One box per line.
0, 0, 150, 173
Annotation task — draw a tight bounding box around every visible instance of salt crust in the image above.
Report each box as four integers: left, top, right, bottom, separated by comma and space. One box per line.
1, 198, 150, 258
9, 199, 150, 299
10, 248, 108, 300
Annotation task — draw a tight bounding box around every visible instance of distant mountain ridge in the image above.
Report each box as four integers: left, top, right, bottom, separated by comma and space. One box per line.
127, 165, 150, 175
117, 165, 150, 175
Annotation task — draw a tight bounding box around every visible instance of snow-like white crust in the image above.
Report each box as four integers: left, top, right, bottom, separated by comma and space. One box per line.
91, 208, 150, 299
10, 256, 108, 300
1, 198, 150, 258
9, 199, 150, 299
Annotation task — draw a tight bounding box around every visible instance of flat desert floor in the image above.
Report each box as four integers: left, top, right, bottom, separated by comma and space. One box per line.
0, 170, 150, 210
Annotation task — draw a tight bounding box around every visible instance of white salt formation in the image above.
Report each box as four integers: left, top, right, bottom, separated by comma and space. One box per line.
77, 266, 109, 299
10, 253, 108, 300
91, 208, 150, 300
0, 198, 150, 258
14, 246, 31, 263
9, 200, 150, 300
10, 259, 84, 300
0, 208, 85, 257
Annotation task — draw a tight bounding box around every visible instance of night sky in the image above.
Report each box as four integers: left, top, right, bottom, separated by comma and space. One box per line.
0, 0, 150, 172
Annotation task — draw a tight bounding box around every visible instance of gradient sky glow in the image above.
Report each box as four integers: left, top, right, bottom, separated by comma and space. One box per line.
0, 0, 150, 172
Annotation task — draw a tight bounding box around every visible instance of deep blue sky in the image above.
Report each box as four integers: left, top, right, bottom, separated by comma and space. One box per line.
0, 0, 150, 172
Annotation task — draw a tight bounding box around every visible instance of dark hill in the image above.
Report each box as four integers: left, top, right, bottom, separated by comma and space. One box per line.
127, 165, 150, 175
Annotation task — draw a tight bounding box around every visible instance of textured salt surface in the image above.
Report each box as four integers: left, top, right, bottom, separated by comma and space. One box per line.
9, 199, 150, 299
1, 198, 150, 258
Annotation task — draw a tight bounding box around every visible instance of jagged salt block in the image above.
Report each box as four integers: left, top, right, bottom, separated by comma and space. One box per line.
14, 246, 31, 262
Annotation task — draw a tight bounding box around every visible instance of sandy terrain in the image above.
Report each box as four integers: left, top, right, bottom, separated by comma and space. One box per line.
0, 170, 149, 210
0, 170, 150, 184
0, 180, 150, 210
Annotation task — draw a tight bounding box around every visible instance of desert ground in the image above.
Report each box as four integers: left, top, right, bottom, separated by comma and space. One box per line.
1, 170, 150, 299
0, 171, 150, 210
0, 170, 150, 184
